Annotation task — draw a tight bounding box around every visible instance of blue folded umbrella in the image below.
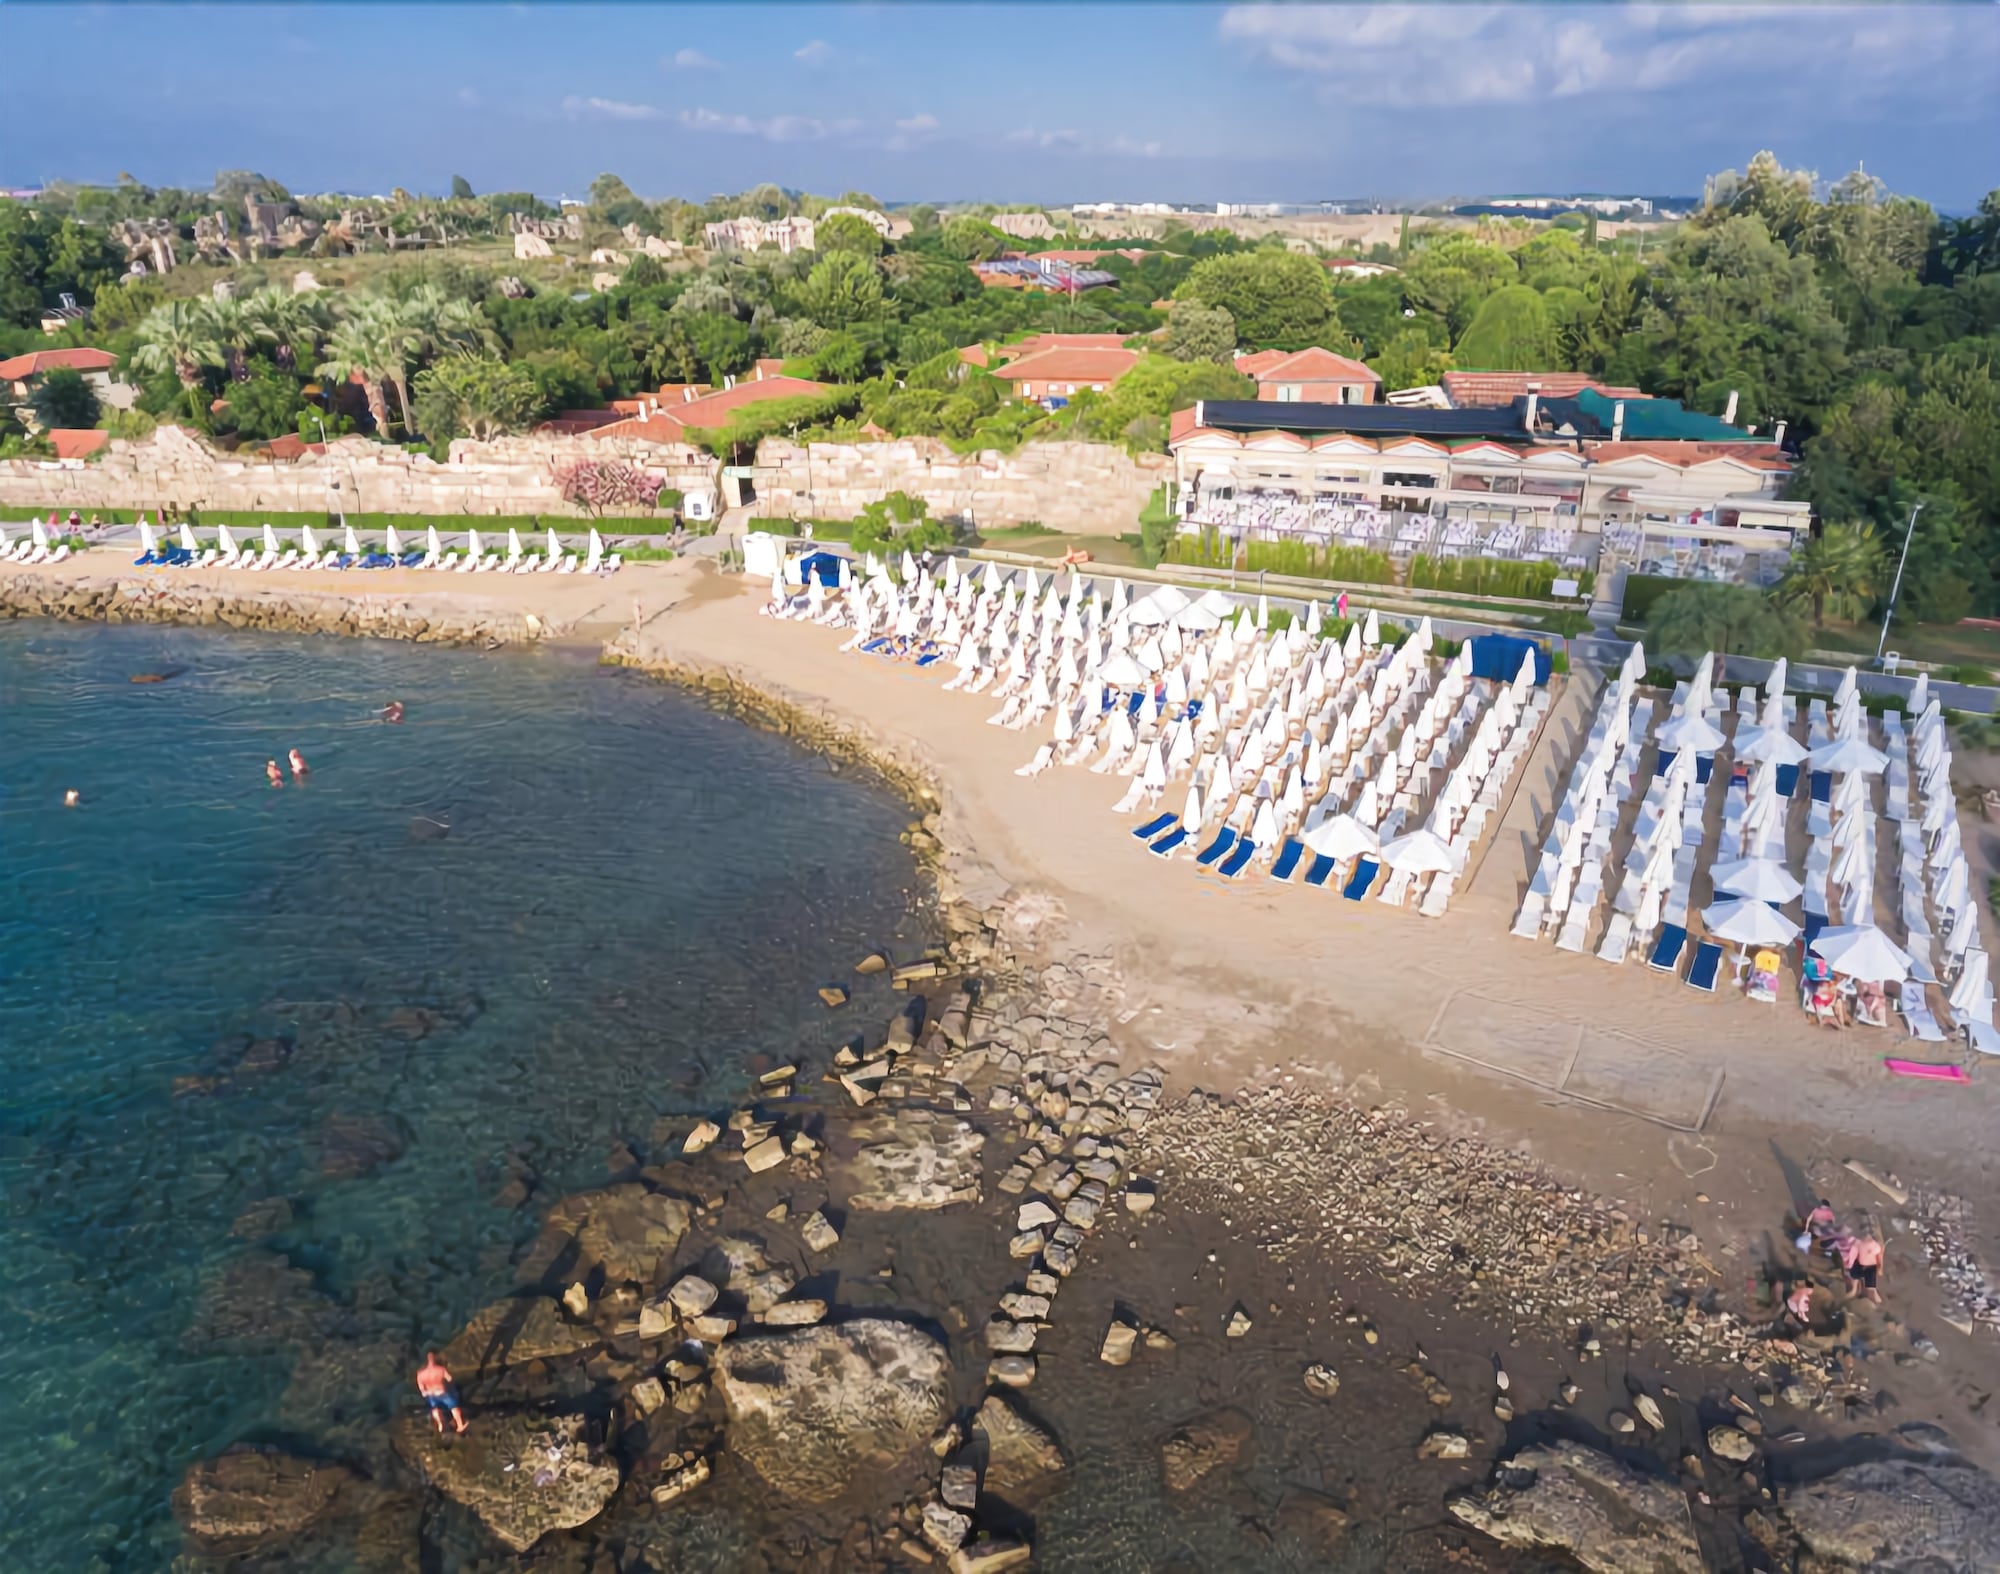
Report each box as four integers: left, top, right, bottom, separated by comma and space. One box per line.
1195, 827, 1237, 867
1342, 856, 1380, 901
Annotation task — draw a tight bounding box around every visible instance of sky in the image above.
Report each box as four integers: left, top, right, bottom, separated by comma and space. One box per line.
5, 3, 1998, 210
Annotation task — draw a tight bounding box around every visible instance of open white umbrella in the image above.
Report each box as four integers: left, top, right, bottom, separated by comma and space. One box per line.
1735, 722, 1809, 765
1173, 603, 1223, 633
1304, 812, 1381, 861
1809, 735, 1888, 774
1709, 856, 1803, 904
1702, 897, 1800, 946
1657, 710, 1726, 753
1098, 650, 1151, 688
1380, 826, 1462, 874
1810, 924, 1912, 982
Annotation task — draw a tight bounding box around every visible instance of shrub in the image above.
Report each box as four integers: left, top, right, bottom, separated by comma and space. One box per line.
1408, 555, 1593, 601
1946, 663, 1996, 686
1162, 534, 1392, 584
1621, 573, 1684, 622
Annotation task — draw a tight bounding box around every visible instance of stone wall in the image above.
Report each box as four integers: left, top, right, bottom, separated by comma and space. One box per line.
0, 427, 716, 519
748, 436, 1169, 534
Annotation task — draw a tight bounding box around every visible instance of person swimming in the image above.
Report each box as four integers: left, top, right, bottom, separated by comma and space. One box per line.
382, 701, 404, 723
266, 760, 284, 788
63, 789, 79, 807
288, 749, 309, 780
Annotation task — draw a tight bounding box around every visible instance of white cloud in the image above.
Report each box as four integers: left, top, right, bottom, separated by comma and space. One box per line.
562, 95, 663, 122
794, 39, 836, 66
455, 86, 481, 107
1005, 127, 1167, 159
895, 112, 939, 133
1218, 4, 2000, 109
678, 106, 859, 142
666, 48, 719, 70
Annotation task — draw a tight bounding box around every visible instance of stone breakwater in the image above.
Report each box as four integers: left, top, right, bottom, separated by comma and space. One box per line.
0, 571, 544, 646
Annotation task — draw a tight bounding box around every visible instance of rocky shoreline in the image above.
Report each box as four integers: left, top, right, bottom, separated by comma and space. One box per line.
0, 571, 546, 647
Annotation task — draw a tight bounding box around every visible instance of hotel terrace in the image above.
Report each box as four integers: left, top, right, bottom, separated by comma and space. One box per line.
1167, 383, 1807, 593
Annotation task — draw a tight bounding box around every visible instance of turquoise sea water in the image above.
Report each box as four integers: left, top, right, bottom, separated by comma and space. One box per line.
0, 622, 931, 1571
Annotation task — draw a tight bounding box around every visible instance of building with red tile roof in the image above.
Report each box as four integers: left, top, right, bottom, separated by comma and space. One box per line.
1441, 370, 1644, 409
1234, 346, 1381, 405
985, 346, 1141, 403
587, 372, 831, 442
49, 428, 109, 460
0, 347, 118, 385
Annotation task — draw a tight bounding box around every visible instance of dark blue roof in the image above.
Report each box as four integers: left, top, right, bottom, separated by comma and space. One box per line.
1195, 400, 1533, 441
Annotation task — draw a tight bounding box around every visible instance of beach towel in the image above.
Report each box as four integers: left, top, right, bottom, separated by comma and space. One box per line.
1883, 1058, 1971, 1082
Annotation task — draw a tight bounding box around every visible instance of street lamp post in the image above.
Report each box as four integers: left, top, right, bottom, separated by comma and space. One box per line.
1874, 499, 1925, 666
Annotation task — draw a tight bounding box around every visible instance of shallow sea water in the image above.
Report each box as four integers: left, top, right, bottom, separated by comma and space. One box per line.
0, 622, 933, 1572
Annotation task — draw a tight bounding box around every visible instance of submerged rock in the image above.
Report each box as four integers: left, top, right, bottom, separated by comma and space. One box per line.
394, 1409, 620, 1552
173, 1446, 354, 1546
1447, 1442, 1702, 1573
441, 1296, 602, 1378
316, 1111, 408, 1179
838, 1108, 985, 1212
1159, 1409, 1253, 1494
973, 1391, 1068, 1500
712, 1319, 954, 1504
1779, 1450, 2000, 1570
519, 1182, 692, 1285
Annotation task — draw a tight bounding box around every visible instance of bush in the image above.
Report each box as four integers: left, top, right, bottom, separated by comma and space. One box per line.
1621, 573, 1684, 622
1946, 663, 1996, 686
1162, 534, 1393, 584
1535, 609, 1595, 638
1137, 486, 1178, 568
1408, 555, 1593, 601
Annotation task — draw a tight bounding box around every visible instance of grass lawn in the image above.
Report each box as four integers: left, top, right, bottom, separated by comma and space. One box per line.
1802, 620, 2000, 675
975, 532, 1145, 567
0, 505, 679, 536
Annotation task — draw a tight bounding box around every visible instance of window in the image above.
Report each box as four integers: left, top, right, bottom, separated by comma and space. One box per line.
1278, 385, 1300, 402
1090, 384, 1104, 392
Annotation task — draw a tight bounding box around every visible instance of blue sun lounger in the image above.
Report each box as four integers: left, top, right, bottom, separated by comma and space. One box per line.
1810, 770, 1832, 804
1195, 827, 1237, 867
860, 636, 893, 654
1270, 839, 1306, 882
1654, 749, 1678, 778
1126, 691, 1146, 717
1149, 826, 1189, 857
1342, 856, 1381, 901
1802, 912, 1826, 951
1647, 923, 1689, 972
1685, 941, 1724, 992
1775, 763, 1800, 798
1695, 754, 1714, 785
1219, 839, 1256, 878
1133, 812, 1178, 841
1304, 853, 1338, 888
915, 652, 943, 667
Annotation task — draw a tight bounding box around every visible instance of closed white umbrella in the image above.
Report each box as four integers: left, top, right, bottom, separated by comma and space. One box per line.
1251, 799, 1280, 848
1833, 666, 1858, 705
1702, 897, 1800, 947
263, 524, 280, 557
1810, 924, 1912, 982
1710, 857, 1803, 904
216, 523, 238, 558
1380, 826, 1462, 874
385, 523, 403, 558
300, 524, 321, 559
1361, 608, 1380, 646
587, 527, 604, 568
1765, 658, 1788, 699
344, 523, 363, 558
180, 522, 200, 554
1949, 948, 1991, 1017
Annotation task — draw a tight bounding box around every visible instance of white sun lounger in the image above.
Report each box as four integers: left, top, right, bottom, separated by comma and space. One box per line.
1596, 912, 1633, 963
1897, 980, 1948, 1042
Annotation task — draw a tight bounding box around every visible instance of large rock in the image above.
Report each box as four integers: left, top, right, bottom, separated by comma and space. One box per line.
393, 1409, 620, 1552
713, 1319, 954, 1503
974, 1391, 1068, 1500
837, 1109, 985, 1212
173, 1447, 354, 1545
1447, 1443, 1703, 1574
1779, 1452, 2000, 1570
519, 1182, 692, 1285
1159, 1409, 1254, 1494
441, 1295, 602, 1378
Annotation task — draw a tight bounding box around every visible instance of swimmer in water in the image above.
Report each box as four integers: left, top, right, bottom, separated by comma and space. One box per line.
64, 789, 80, 807
288, 748, 308, 780
382, 701, 404, 723
266, 760, 284, 788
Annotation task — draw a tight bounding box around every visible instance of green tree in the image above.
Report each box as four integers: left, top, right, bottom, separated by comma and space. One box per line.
1077, 355, 1253, 451
411, 353, 543, 442
940, 217, 1008, 263
314, 304, 405, 434
450, 174, 475, 201
131, 300, 224, 420
25, 366, 101, 431
801, 252, 884, 328
1648, 583, 1805, 660
1366, 327, 1451, 392
218, 368, 306, 441
816, 212, 883, 257
1451, 285, 1560, 370
1401, 238, 1516, 340
1173, 251, 1340, 348
1773, 521, 1886, 626
623, 252, 668, 289
588, 173, 649, 230
241, 286, 326, 372
1162, 302, 1236, 364
200, 294, 261, 382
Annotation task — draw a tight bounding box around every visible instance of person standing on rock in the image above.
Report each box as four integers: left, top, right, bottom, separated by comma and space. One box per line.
416, 1352, 468, 1434
1841, 1233, 1885, 1304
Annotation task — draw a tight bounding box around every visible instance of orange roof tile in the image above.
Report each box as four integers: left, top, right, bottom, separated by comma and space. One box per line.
591, 374, 832, 440
999, 332, 1135, 360
1235, 346, 1380, 384
0, 347, 117, 381
1441, 371, 1643, 408
987, 347, 1140, 386
50, 428, 108, 460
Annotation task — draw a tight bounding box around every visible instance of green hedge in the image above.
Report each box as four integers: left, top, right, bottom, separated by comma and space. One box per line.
1407, 555, 1593, 601
0, 507, 685, 537
1621, 573, 1683, 622
1164, 534, 1394, 585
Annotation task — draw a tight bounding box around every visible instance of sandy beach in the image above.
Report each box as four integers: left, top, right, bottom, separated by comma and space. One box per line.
9, 547, 2000, 1521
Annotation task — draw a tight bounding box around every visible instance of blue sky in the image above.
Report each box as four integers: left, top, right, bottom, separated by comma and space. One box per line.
6, 4, 1997, 208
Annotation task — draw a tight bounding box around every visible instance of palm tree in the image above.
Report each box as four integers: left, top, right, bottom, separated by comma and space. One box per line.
1775, 522, 1886, 627
387, 285, 493, 437
315, 306, 409, 436
131, 301, 224, 421
199, 295, 262, 382
242, 287, 327, 374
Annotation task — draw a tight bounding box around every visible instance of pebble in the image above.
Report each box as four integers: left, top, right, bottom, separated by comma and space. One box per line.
1302, 1364, 1340, 1399
988, 1356, 1036, 1389
1225, 1307, 1254, 1338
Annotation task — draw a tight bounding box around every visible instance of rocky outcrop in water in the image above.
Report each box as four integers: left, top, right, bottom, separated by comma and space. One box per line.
972, 1391, 1067, 1501
1778, 1447, 2000, 1570
1446, 1442, 1703, 1574
393, 1409, 620, 1552
518, 1181, 692, 1286
1159, 1409, 1254, 1495
713, 1319, 955, 1504
442, 1295, 603, 1378
839, 1107, 986, 1211
173, 1446, 354, 1547
0, 570, 542, 645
